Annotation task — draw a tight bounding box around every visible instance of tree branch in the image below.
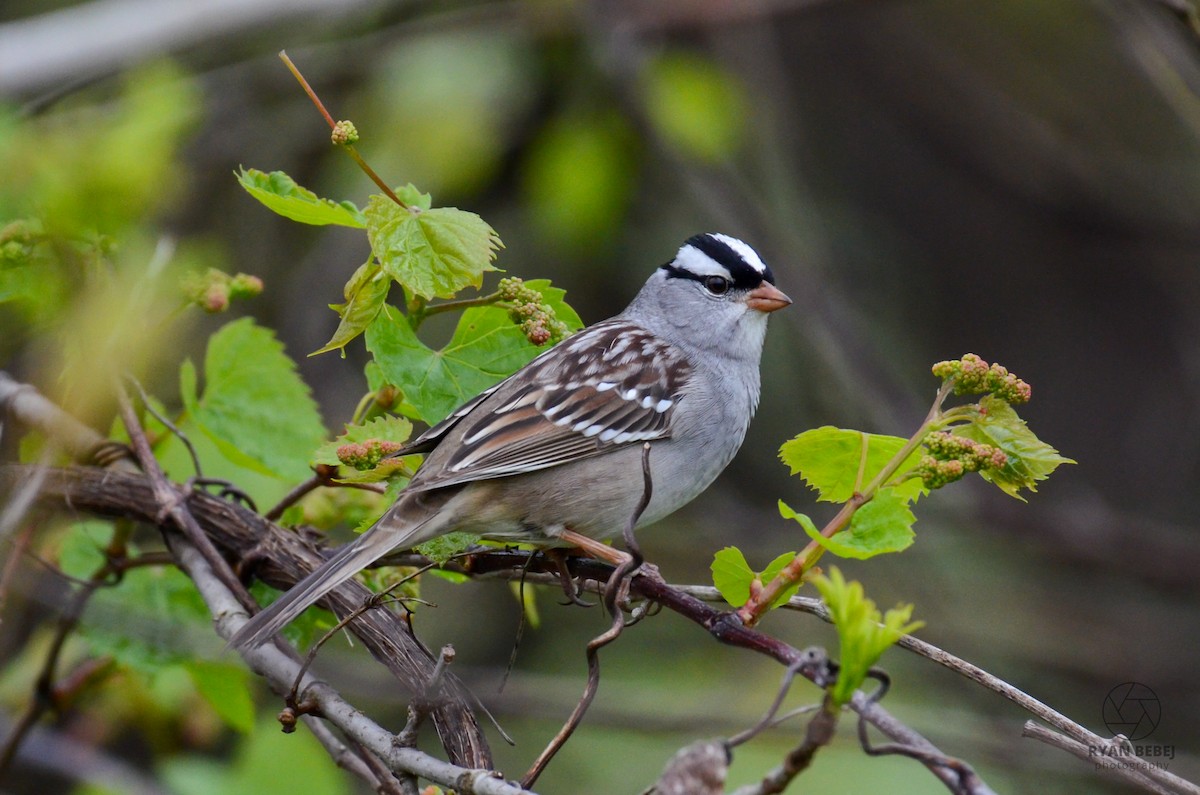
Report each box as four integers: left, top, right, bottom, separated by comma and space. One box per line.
165, 529, 533, 794
0, 373, 490, 770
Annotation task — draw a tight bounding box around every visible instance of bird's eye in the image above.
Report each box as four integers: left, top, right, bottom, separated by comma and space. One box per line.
703, 276, 730, 295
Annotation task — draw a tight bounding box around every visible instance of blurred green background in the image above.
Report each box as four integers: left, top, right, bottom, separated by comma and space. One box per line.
3, 0, 1200, 792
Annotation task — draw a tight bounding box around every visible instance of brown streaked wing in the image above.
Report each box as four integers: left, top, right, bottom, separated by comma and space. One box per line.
404, 320, 693, 492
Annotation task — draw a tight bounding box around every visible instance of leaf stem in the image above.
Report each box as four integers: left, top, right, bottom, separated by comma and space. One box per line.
420, 291, 504, 319
343, 148, 408, 209
277, 51, 407, 209
277, 50, 334, 128
737, 380, 957, 627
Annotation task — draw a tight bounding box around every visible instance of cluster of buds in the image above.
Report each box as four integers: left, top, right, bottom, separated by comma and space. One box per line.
497, 276, 569, 346
918, 431, 1008, 489
182, 268, 264, 313
932, 353, 1031, 404
331, 119, 359, 146
336, 438, 403, 470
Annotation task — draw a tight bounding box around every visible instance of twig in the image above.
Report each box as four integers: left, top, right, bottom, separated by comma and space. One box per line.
1026, 722, 1194, 795
1021, 722, 1176, 795
264, 464, 386, 522
0, 521, 136, 777
727, 649, 833, 747
0, 373, 115, 463
730, 696, 840, 795
265, 469, 327, 521
13, 462, 1003, 792
857, 682, 987, 795
12, 443, 1197, 795
301, 716, 403, 795
414, 290, 504, 321
521, 443, 654, 787
113, 381, 258, 614
125, 376, 203, 481
0, 455, 49, 546
286, 564, 438, 714
0, 519, 37, 620
397, 645, 457, 748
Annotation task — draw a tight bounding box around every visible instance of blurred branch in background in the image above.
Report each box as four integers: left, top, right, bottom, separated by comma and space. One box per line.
0, 0, 389, 97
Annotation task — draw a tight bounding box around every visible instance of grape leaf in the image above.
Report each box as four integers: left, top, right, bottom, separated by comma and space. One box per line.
710, 547, 801, 608
417, 531, 479, 565
311, 415, 414, 467
813, 566, 923, 706
711, 546, 754, 607
366, 280, 582, 423
955, 396, 1075, 500
782, 490, 915, 560
313, 258, 391, 356
184, 660, 255, 733
779, 427, 926, 503
236, 168, 366, 228
181, 318, 326, 481
393, 183, 433, 210
57, 520, 113, 579
365, 193, 501, 300
59, 524, 214, 672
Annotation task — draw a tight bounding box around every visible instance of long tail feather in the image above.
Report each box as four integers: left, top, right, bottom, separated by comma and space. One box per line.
227, 517, 427, 650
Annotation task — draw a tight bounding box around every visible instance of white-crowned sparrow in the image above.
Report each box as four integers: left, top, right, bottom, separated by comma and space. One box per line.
231, 233, 790, 648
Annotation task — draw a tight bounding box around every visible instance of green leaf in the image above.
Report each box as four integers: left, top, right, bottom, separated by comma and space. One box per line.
779, 427, 926, 503
812, 567, 923, 706
955, 396, 1074, 500
311, 415, 414, 467
710, 547, 800, 609
783, 491, 915, 560
365, 193, 501, 300
183, 318, 326, 480
184, 660, 255, 733
236, 168, 366, 228
57, 520, 112, 579
313, 258, 391, 356
417, 531, 480, 565
367, 281, 582, 423
60, 525, 214, 672
393, 183, 432, 210
711, 546, 755, 607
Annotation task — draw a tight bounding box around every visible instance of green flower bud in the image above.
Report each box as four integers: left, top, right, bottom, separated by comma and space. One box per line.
331, 120, 359, 145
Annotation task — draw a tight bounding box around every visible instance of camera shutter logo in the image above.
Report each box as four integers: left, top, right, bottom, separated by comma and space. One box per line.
1102, 682, 1160, 741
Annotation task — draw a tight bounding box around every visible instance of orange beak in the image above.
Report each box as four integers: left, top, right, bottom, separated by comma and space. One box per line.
745, 282, 792, 313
